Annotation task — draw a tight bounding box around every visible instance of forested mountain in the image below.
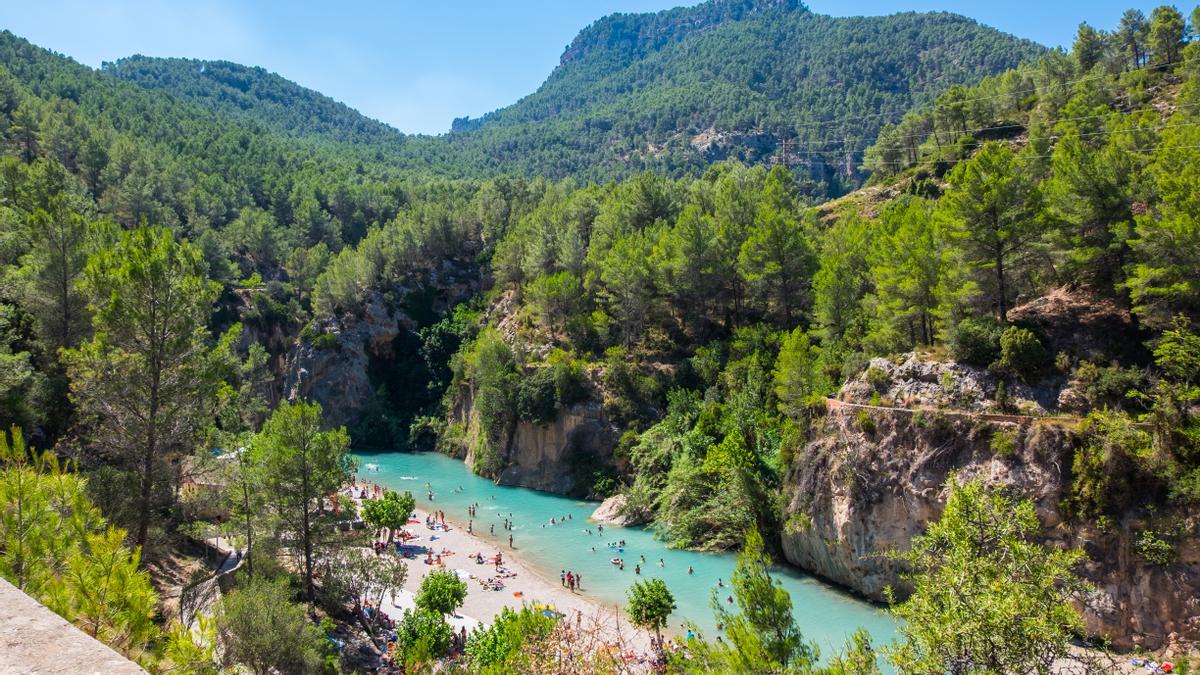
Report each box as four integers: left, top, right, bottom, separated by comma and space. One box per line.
104, 0, 1043, 196
447, 0, 1045, 190
102, 55, 407, 144
2, 2, 1200, 673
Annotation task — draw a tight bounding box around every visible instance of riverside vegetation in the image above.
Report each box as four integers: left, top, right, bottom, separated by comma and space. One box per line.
0, 0, 1199, 672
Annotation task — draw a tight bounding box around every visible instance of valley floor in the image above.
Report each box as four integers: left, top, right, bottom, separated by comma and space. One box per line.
348, 485, 655, 656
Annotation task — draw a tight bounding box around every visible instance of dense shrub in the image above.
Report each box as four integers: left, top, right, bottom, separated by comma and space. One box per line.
989, 429, 1016, 458
998, 326, 1045, 376
515, 367, 559, 424
395, 609, 454, 664
1135, 529, 1179, 567
310, 332, 339, 351
464, 606, 556, 672
949, 317, 1005, 366
1073, 362, 1147, 410
1065, 411, 1150, 519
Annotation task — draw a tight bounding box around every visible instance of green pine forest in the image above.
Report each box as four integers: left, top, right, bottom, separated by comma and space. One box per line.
1, 0, 1200, 672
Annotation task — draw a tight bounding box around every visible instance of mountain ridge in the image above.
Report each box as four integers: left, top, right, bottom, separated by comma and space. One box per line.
98, 0, 1045, 194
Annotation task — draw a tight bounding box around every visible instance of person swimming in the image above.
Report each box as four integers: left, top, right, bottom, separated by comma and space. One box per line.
688, 566, 694, 575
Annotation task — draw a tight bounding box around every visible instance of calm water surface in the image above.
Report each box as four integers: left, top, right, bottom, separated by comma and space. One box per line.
355, 450, 899, 660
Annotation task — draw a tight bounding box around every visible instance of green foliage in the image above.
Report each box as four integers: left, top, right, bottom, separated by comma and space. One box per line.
310, 331, 339, 351
888, 479, 1089, 674
525, 271, 583, 339
1067, 411, 1153, 519
317, 548, 408, 628
63, 225, 220, 550
251, 401, 353, 601
455, 329, 519, 475
163, 615, 222, 675
515, 365, 567, 425
415, 567, 468, 616
395, 608, 454, 664
361, 490, 415, 543
626, 577, 676, 641
464, 605, 557, 673
601, 347, 662, 429
773, 328, 826, 419
998, 326, 1046, 376
939, 143, 1043, 322
716, 528, 817, 670
1072, 361, 1146, 410
855, 410, 876, 435
989, 429, 1017, 458
437, 5, 1042, 192
949, 316, 1005, 366
1134, 528, 1179, 566
216, 576, 331, 675
0, 427, 157, 658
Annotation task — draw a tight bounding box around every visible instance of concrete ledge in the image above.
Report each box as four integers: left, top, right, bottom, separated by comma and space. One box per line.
0, 578, 144, 674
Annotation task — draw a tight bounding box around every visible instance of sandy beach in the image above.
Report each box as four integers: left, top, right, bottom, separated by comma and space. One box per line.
346, 483, 653, 652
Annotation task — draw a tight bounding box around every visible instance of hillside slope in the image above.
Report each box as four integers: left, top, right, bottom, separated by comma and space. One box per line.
449, 0, 1044, 190
104, 0, 1044, 195
102, 56, 405, 144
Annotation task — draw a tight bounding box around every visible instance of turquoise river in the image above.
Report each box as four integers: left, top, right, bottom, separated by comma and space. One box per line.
355, 450, 899, 660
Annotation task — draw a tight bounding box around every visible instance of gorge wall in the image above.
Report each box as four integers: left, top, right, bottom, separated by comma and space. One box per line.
780, 358, 1200, 651
455, 393, 618, 497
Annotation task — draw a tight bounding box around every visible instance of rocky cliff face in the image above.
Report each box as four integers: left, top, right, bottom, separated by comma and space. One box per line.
282, 293, 408, 430
781, 357, 1200, 650
281, 262, 480, 434
460, 397, 617, 497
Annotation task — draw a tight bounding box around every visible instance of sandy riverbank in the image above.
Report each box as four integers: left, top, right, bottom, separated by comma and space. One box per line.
347, 484, 653, 652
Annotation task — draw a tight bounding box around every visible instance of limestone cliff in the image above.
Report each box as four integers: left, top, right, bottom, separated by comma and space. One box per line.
780, 356, 1200, 650
459, 396, 617, 497
281, 261, 480, 435
282, 293, 407, 430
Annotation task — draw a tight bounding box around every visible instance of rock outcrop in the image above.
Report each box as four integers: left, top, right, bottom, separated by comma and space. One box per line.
461, 398, 618, 496
781, 357, 1200, 650
591, 494, 651, 526
281, 261, 479, 433
282, 293, 407, 430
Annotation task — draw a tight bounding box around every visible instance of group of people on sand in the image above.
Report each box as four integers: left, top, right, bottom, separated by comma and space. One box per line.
559, 568, 584, 591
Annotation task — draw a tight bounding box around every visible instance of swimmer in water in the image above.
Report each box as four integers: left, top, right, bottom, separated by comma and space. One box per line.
688, 566, 694, 575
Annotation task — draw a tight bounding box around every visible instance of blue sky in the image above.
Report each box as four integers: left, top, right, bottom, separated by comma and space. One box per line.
2, 1, 1167, 135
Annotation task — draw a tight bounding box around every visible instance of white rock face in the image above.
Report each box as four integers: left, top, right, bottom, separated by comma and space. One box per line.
591, 494, 650, 526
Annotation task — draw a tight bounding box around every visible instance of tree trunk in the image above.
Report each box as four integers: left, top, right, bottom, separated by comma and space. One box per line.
300, 439, 315, 603
137, 381, 160, 554
242, 479, 254, 577
996, 247, 1008, 323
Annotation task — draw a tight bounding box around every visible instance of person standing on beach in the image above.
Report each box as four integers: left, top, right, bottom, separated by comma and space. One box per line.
508, 534, 513, 548
561, 570, 566, 586
575, 572, 582, 589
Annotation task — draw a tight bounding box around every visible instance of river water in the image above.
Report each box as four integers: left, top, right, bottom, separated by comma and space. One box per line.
355, 450, 899, 660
